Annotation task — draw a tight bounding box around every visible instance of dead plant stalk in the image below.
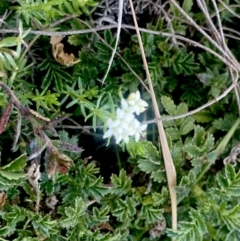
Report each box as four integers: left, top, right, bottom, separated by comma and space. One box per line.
128, 0, 177, 233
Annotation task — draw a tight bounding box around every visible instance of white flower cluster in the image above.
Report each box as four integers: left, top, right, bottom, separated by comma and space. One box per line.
103, 91, 148, 144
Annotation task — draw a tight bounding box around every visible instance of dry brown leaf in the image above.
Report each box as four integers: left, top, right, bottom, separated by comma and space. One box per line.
50, 36, 64, 45
50, 36, 80, 67
0, 102, 13, 134
0, 191, 6, 209
97, 222, 114, 232
0, 71, 4, 77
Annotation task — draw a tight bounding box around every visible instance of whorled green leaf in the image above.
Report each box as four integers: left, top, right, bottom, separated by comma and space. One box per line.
110, 169, 132, 196
218, 203, 240, 230
112, 197, 136, 222
31, 214, 58, 237
137, 158, 161, 174
184, 125, 215, 158
83, 176, 109, 199
171, 51, 199, 75
166, 127, 180, 140
167, 221, 202, 241
61, 197, 87, 228
176, 170, 196, 201
150, 169, 166, 183
0, 37, 19, 48
87, 206, 110, 227
213, 113, 237, 132
189, 209, 208, 235
216, 164, 240, 197
179, 117, 195, 135
5, 205, 32, 225
152, 187, 169, 206
0, 171, 25, 180
182, 0, 193, 13
140, 204, 164, 224
1, 153, 26, 172
161, 96, 176, 116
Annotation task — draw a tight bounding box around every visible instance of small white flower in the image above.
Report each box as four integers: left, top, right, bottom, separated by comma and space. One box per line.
103, 118, 121, 139
116, 130, 130, 144
103, 90, 148, 144
116, 108, 135, 125
134, 123, 147, 142
121, 98, 136, 114
121, 98, 128, 110
127, 91, 148, 115
127, 118, 140, 135
128, 119, 147, 141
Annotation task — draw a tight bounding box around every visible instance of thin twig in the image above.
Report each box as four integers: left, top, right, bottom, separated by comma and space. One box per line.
197, 0, 240, 113
1, 24, 237, 70
170, 0, 240, 70
56, 81, 236, 129
49, 15, 76, 28
77, 19, 150, 93
101, 0, 123, 84
149, 82, 237, 123
217, 1, 240, 19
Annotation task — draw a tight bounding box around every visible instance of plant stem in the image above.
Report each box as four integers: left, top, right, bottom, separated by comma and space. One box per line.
196, 118, 240, 183
128, 0, 177, 233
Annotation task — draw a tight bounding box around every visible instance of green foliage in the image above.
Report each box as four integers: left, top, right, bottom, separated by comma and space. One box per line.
184, 125, 215, 159
1, 0, 240, 240
182, 0, 193, 13
216, 164, 240, 198
127, 141, 166, 183
13, 0, 98, 26
23, 89, 60, 110
161, 96, 195, 138
0, 154, 26, 190
213, 113, 237, 131
171, 50, 199, 75
61, 197, 86, 228
38, 57, 73, 93
196, 67, 229, 98
110, 169, 132, 196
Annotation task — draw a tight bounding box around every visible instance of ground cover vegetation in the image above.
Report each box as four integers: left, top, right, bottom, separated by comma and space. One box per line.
0, 0, 240, 240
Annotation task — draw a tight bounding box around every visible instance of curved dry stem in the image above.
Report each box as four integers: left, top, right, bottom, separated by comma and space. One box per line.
145, 81, 237, 124
157, 1, 178, 48
1, 24, 237, 70
223, 27, 240, 38
217, 1, 240, 19
128, 0, 177, 233
101, 0, 123, 84
170, 0, 240, 116
197, 0, 240, 112
77, 19, 150, 93
224, 33, 240, 41
170, 0, 240, 70
211, 0, 227, 50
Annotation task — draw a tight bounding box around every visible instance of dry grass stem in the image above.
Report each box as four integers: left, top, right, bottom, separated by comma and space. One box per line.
128, 0, 177, 232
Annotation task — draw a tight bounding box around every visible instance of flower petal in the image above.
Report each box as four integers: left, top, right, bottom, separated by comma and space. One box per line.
121, 98, 128, 110
123, 134, 129, 143
127, 100, 136, 106
140, 99, 148, 107
135, 90, 140, 100
103, 129, 113, 139
139, 124, 147, 131
116, 135, 123, 144
128, 92, 136, 101
134, 132, 140, 142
